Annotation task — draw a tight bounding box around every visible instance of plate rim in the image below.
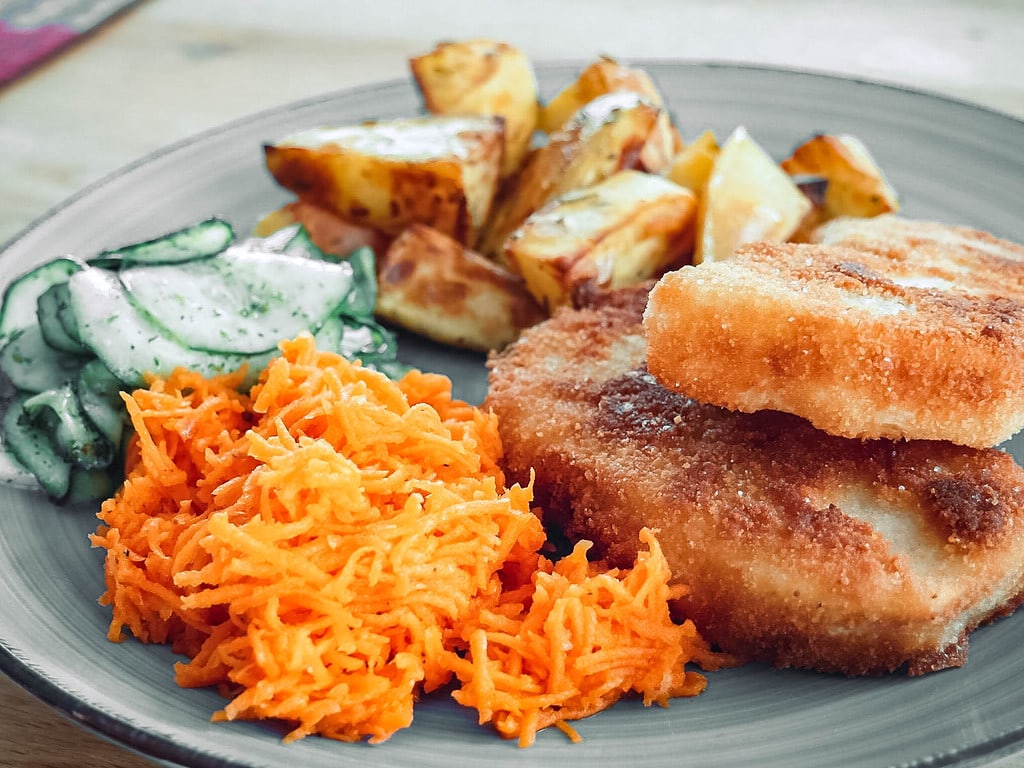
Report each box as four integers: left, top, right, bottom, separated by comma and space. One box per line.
3, 59, 1024, 768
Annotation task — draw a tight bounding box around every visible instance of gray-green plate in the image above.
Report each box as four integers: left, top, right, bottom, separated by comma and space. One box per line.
2, 62, 1024, 768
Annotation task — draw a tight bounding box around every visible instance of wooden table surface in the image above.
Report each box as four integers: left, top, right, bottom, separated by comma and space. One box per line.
1, 1, 1023, 766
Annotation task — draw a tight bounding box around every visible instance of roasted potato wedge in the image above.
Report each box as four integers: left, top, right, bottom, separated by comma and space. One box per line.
505, 170, 697, 311
377, 223, 545, 351
695, 126, 812, 264
264, 115, 504, 244
477, 91, 662, 258
251, 201, 541, 350
253, 200, 392, 257
410, 38, 539, 178
539, 56, 681, 173
781, 133, 899, 219
667, 129, 720, 192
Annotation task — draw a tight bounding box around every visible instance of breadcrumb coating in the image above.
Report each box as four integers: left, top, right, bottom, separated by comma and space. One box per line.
643, 215, 1024, 448
486, 289, 1024, 676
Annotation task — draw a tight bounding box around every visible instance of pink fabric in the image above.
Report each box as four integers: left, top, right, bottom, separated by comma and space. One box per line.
0, 20, 77, 85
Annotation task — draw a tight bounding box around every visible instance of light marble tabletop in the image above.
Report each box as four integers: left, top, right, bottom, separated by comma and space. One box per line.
1, 1, 1023, 766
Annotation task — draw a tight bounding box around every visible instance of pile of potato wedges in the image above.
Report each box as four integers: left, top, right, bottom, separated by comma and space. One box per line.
256, 40, 899, 352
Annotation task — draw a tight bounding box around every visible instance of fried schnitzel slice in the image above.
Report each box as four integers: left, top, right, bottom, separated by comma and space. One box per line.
643, 215, 1024, 448
485, 289, 1024, 676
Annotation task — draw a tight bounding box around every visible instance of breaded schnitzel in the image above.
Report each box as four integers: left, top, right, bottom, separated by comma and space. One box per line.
485, 289, 1024, 676
643, 215, 1024, 448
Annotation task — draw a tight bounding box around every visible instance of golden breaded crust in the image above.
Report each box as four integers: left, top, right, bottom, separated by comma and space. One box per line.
486, 292, 1024, 676
643, 215, 1024, 448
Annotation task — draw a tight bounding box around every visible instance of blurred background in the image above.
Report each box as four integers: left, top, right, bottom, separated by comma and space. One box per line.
2, 0, 1022, 246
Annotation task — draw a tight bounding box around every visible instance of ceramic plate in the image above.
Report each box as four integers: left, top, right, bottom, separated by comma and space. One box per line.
2, 63, 1024, 768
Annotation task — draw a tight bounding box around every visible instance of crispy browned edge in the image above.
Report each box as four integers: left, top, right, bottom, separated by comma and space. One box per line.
644, 224, 1024, 447
486, 286, 1024, 676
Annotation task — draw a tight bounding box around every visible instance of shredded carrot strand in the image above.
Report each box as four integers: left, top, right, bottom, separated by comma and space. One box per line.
90, 333, 730, 746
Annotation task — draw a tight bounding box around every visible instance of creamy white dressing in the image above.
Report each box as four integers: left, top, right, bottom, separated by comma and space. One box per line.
278, 116, 496, 160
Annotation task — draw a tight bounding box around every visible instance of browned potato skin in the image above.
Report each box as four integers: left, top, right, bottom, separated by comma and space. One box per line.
476, 91, 662, 259
377, 223, 546, 351
253, 200, 392, 257
504, 170, 697, 312
411, 39, 539, 178
251, 201, 541, 350
538, 56, 682, 171
781, 133, 899, 222
264, 147, 470, 243
263, 117, 503, 245
538, 56, 650, 131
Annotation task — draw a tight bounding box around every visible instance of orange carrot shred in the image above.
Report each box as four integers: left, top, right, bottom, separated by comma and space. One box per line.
90, 333, 730, 746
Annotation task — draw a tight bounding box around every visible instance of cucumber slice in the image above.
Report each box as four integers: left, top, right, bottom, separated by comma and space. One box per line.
252, 228, 378, 316
281, 231, 378, 316
0, 391, 117, 502
0, 325, 86, 392
336, 246, 378, 319
64, 466, 119, 505
118, 244, 368, 355
339, 317, 409, 379
338, 316, 396, 362
0, 447, 39, 491
89, 217, 235, 268
76, 359, 126, 447
56, 281, 83, 344
1, 393, 71, 499
67, 266, 273, 388
279, 225, 319, 259
0, 257, 82, 343
37, 283, 89, 354
302, 314, 406, 378
23, 382, 115, 471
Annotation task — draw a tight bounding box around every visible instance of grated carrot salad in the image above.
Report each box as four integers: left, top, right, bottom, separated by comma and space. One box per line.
91, 333, 728, 747
445, 530, 724, 747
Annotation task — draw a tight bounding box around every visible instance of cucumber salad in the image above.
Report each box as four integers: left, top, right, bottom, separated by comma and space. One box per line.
0, 218, 405, 503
